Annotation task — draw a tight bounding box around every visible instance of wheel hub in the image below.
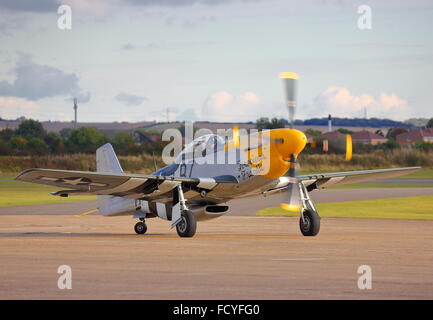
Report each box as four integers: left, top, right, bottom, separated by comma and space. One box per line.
301, 215, 311, 232
177, 217, 187, 233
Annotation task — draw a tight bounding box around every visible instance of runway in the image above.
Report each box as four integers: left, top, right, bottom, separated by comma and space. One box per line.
0, 215, 432, 299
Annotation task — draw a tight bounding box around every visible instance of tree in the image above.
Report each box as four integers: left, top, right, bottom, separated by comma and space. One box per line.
9, 136, 28, 151
0, 128, 14, 142
427, 118, 433, 128
414, 141, 433, 152
256, 117, 270, 131
15, 119, 46, 140
59, 128, 73, 139
377, 139, 400, 151
111, 132, 138, 154
0, 141, 11, 155
337, 128, 353, 134
44, 132, 64, 153
256, 117, 285, 130
66, 127, 107, 153
26, 138, 49, 155
269, 118, 286, 129
305, 128, 322, 137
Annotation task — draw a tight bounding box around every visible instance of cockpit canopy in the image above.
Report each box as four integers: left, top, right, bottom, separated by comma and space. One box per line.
175, 134, 226, 163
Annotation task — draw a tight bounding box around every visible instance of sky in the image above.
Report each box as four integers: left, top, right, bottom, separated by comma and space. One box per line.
0, 0, 432, 123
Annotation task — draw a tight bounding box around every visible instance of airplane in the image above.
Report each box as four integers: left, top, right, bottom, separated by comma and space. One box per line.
15, 73, 420, 237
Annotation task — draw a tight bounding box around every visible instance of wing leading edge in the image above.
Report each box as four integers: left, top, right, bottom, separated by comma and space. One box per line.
266, 167, 420, 194
298, 166, 421, 189
15, 168, 238, 198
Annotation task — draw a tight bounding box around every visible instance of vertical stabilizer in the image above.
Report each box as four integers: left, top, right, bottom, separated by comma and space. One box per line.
96, 143, 123, 174
96, 143, 124, 213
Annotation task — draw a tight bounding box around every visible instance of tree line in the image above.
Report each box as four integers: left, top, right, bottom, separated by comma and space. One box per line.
0, 119, 165, 156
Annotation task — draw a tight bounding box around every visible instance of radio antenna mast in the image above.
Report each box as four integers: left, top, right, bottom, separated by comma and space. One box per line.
73, 98, 78, 129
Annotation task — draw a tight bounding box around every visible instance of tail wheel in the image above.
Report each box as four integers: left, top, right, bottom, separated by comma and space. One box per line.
134, 221, 147, 234
176, 210, 196, 238
299, 209, 320, 236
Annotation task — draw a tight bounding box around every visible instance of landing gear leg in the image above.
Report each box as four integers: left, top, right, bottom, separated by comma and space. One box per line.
175, 184, 196, 238
298, 183, 320, 236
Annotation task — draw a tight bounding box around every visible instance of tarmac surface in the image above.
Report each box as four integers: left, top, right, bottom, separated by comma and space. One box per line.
0, 215, 432, 299
1, 186, 433, 299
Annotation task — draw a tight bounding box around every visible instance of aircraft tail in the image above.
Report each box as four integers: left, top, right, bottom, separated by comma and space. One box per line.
96, 143, 123, 174
96, 143, 125, 213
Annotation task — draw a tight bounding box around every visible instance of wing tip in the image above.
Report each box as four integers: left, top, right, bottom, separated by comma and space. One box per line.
14, 168, 39, 181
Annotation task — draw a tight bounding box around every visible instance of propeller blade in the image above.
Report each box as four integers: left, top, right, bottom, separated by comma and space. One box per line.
280, 72, 298, 128
345, 134, 352, 161
280, 182, 302, 212
233, 125, 240, 148
280, 154, 302, 213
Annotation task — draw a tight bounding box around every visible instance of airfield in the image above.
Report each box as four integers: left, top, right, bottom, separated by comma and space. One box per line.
1, 186, 433, 299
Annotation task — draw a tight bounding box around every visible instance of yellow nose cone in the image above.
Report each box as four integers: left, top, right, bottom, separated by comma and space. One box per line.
272, 129, 307, 159
256, 129, 307, 179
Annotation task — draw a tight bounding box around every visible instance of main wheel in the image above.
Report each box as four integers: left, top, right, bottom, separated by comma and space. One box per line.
299, 209, 320, 236
134, 221, 147, 234
176, 210, 196, 238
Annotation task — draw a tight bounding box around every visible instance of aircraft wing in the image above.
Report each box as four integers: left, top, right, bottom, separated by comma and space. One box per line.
265, 167, 420, 194
297, 166, 420, 189
15, 168, 237, 198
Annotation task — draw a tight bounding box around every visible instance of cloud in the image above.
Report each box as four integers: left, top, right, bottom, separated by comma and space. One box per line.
121, 43, 136, 50
65, 91, 91, 104
0, 96, 38, 119
177, 108, 199, 121
0, 0, 60, 12
126, 0, 232, 7
115, 92, 148, 106
0, 0, 112, 13
309, 86, 411, 119
201, 91, 264, 122
0, 53, 90, 102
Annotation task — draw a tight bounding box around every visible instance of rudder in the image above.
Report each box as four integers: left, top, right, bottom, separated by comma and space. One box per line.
96, 143, 124, 213
96, 143, 123, 174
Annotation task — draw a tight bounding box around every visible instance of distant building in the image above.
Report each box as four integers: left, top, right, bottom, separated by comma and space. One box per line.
396, 128, 433, 146
318, 131, 346, 152
319, 131, 346, 141
133, 131, 161, 144
351, 130, 387, 145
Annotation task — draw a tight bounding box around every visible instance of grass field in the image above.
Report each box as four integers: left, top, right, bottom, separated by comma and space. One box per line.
257, 196, 433, 220
298, 167, 433, 179
0, 176, 96, 207
399, 168, 433, 179
331, 183, 433, 189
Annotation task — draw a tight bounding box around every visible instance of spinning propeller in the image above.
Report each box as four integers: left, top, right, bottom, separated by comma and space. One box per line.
279, 72, 303, 213
278, 72, 353, 213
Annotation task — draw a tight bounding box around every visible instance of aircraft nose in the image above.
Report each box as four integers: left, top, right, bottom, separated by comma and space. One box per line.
274, 129, 307, 159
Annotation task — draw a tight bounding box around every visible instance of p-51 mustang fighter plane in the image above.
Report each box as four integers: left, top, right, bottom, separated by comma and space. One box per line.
15, 73, 419, 237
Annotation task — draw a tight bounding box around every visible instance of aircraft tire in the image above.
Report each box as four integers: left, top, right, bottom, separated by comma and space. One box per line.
176, 210, 196, 237
299, 209, 320, 236
134, 221, 147, 234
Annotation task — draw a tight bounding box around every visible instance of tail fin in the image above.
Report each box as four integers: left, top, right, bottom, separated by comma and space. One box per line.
96, 143, 123, 174
96, 143, 124, 213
